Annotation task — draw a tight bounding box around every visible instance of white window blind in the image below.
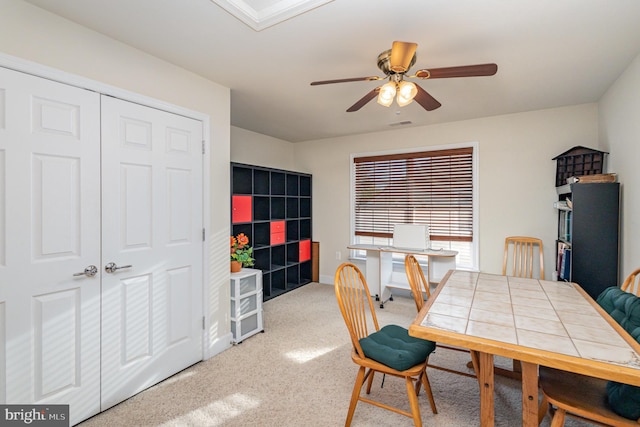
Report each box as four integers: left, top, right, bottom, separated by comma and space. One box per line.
354, 147, 473, 242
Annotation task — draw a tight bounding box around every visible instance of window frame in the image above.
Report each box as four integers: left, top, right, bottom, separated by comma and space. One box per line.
349, 141, 479, 271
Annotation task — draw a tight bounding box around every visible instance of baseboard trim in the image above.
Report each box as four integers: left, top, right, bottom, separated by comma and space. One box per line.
318, 274, 333, 285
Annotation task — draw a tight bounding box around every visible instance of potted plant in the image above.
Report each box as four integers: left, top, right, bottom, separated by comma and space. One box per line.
230, 233, 254, 272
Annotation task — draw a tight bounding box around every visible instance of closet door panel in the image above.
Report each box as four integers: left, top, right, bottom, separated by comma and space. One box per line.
100, 96, 203, 410
0, 66, 101, 425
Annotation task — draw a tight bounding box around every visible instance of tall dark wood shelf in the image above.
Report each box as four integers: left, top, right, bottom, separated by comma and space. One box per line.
555, 182, 620, 299
231, 162, 312, 301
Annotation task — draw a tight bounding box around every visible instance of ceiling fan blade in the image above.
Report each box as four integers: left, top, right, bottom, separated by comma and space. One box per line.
413, 84, 441, 111
310, 76, 381, 85
347, 88, 380, 112
389, 41, 417, 73
414, 63, 498, 79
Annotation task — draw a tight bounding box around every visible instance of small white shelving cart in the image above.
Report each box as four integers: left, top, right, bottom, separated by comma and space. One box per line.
230, 268, 264, 343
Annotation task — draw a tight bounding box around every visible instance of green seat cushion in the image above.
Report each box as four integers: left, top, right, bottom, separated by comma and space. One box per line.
597, 287, 640, 341
596, 286, 640, 420
359, 324, 436, 371
606, 381, 640, 420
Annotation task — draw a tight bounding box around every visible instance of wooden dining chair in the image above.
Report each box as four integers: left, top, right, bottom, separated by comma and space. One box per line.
621, 268, 640, 296
537, 368, 640, 427
404, 255, 476, 379
404, 255, 431, 313
334, 262, 438, 427
503, 236, 545, 279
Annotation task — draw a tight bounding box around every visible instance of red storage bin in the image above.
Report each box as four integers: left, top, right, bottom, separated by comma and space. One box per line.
299, 239, 311, 262
270, 221, 285, 245
232, 195, 252, 223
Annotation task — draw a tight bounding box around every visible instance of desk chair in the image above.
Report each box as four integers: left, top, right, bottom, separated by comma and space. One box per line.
538, 270, 640, 427
404, 255, 476, 379
334, 263, 437, 427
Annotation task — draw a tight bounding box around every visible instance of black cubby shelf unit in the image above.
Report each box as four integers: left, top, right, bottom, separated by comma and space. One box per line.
231, 162, 312, 301
554, 182, 620, 299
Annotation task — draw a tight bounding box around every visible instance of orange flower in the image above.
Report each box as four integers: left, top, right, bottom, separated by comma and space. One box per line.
236, 233, 249, 246
230, 236, 237, 248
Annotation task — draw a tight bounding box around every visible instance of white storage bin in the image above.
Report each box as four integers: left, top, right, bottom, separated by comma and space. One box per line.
230, 268, 264, 343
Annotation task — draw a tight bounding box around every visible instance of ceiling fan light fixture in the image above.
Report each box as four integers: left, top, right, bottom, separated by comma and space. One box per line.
377, 81, 396, 107
396, 81, 417, 106
396, 95, 414, 107
311, 41, 497, 112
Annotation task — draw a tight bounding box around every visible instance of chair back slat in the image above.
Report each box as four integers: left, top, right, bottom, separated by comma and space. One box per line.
503, 236, 545, 279
621, 268, 640, 296
405, 255, 430, 312
334, 263, 379, 357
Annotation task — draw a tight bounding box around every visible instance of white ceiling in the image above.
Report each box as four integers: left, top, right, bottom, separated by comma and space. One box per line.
22, 0, 640, 142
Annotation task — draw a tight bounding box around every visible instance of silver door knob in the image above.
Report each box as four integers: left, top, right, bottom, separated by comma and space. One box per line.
73, 265, 98, 277
105, 262, 133, 274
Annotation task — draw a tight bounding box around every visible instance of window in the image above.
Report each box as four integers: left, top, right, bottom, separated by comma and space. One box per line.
351, 143, 478, 270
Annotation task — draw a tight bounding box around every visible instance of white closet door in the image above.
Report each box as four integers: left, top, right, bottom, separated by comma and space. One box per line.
100, 96, 203, 410
0, 67, 101, 424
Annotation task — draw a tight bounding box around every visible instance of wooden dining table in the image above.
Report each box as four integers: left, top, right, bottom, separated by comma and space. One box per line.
408, 269, 640, 426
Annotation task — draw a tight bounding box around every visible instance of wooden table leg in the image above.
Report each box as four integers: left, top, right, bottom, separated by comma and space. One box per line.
478, 352, 495, 426
521, 361, 538, 427
470, 350, 480, 384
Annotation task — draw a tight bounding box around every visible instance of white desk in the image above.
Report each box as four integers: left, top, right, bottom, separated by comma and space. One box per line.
347, 244, 457, 307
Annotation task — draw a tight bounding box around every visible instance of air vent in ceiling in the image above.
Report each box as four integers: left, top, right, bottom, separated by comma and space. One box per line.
389, 120, 413, 127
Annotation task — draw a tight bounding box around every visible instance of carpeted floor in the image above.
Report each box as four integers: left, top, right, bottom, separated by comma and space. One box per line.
78, 282, 593, 426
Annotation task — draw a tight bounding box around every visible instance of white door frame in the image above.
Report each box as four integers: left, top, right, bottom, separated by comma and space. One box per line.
0, 52, 213, 359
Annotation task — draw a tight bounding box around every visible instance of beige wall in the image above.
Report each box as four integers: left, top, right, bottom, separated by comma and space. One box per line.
599, 52, 640, 281
0, 0, 232, 357
293, 104, 600, 283
231, 126, 296, 171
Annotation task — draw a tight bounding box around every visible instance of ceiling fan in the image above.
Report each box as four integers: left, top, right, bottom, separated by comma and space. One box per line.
310, 41, 498, 112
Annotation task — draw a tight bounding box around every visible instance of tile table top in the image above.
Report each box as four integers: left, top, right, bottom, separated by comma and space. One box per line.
420, 270, 640, 370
